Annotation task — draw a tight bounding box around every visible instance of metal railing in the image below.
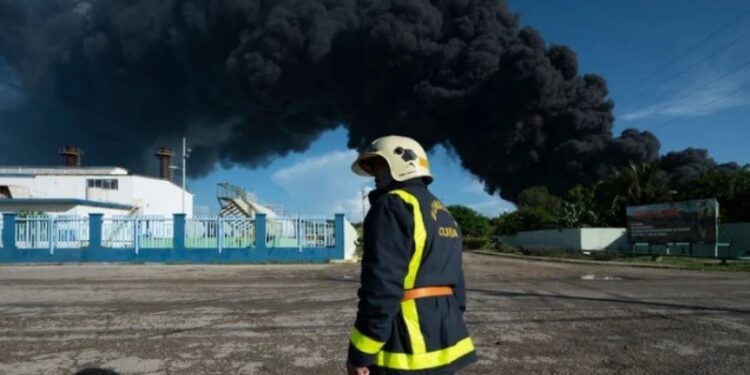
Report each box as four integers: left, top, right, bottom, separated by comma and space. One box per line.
15, 215, 89, 250
138, 217, 174, 249
102, 217, 136, 248
0, 213, 3, 248
266, 216, 335, 248
53, 216, 90, 249
5, 214, 338, 253
185, 216, 255, 250
102, 216, 174, 251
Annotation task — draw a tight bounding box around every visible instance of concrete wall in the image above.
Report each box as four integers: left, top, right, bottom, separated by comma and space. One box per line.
500, 228, 627, 252
500, 229, 582, 250
343, 218, 358, 260
579, 228, 629, 251
722, 223, 750, 258
501, 224, 750, 259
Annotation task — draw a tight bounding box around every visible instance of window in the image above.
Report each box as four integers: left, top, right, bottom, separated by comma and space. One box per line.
86, 179, 119, 190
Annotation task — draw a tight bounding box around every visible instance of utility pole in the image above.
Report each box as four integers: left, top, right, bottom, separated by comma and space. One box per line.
171, 137, 191, 214
182, 137, 187, 214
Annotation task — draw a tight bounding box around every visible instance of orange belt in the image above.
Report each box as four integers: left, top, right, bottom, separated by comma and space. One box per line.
402, 286, 453, 301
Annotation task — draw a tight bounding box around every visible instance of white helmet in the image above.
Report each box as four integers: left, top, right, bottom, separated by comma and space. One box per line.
351, 135, 433, 183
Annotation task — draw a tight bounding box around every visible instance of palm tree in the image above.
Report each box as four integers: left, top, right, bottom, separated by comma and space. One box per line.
595, 161, 672, 226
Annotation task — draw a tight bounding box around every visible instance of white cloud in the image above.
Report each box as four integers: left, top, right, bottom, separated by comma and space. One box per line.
468, 198, 516, 218
461, 178, 487, 195
271, 150, 372, 221
269, 148, 516, 221
621, 66, 750, 122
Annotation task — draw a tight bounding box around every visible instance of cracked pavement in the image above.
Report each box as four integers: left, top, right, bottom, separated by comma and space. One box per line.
0, 253, 749, 374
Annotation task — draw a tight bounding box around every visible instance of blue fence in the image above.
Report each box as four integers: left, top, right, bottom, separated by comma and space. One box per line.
0, 213, 345, 264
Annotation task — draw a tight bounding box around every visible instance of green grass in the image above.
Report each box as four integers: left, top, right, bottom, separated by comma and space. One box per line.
618, 255, 750, 272
483, 243, 750, 272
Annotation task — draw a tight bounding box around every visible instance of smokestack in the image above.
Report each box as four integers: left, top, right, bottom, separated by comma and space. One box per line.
154, 146, 175, 182
59, 146, 83, 166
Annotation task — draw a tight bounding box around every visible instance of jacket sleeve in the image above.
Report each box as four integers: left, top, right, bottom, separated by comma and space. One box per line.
454, 268, 467, 313
348, 194, 414, 367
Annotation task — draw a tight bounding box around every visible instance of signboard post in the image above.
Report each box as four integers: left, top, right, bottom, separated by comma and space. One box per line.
626, 199, 720, 258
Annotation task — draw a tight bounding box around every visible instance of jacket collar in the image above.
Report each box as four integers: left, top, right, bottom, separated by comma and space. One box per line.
368, 178, 427, 204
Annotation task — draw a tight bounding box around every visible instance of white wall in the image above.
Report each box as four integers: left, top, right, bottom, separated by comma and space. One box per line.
501, 229, 581, 250
0, 173, 193, 217
579, 228, 628, 251
129, 176, 193, 217
344, 218, 358, 260
500, 228, 628, 252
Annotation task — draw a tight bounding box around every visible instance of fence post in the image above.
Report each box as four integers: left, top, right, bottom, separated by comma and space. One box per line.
133, 217, 139, 254
255, 213, 266, 250
48, 216, 55, 255
297, 215, 302, 251
2, 213, 17, 252
217, 217, 223, 254
334, 213, 345, 260
89, 213, 103, 250
173, 214, 186, 251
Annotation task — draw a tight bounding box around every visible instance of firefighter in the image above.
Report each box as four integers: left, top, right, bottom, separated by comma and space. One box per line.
347, 135, 477, 375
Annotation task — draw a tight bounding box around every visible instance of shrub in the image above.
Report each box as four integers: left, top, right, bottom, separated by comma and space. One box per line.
463, 237, 489, 250
492, 242, 520, 254
447, 205, 492, 238
590, 250, 620, 261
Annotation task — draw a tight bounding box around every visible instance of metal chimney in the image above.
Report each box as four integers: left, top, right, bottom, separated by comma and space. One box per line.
59, 146, 83, 166
154, 146, 175, 182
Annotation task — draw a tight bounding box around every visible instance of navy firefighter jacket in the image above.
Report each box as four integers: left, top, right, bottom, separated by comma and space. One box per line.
348, 179, 477, 374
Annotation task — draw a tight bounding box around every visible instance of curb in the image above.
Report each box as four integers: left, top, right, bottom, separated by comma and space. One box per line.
468, 250, 682, 270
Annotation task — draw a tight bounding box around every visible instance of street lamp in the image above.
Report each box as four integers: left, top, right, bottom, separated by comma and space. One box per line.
169, 137, 191, 214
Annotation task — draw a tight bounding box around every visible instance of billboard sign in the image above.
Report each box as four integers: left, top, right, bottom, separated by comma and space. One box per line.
626, 199, 719, 244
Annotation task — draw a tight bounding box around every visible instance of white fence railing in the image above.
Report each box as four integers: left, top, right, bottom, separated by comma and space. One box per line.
185, 217, 255, 249
102, 217, 173, 250
102, 217, 136, 248
266, 216, 335, 248
6, 214, 337, 251
15, 216, 89, 250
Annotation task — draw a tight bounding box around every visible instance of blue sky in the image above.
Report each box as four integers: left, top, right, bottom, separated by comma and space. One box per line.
513, 0, 750, 164
2, 1, 749, 221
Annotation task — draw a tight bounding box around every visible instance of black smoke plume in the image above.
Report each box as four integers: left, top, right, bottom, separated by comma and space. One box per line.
0, 0, 719, 200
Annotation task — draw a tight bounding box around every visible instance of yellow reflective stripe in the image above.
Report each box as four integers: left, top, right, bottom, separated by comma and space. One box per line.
389, 189, 427, 354
376, 337, 475, 370
388, 189, 426, 290
400, 299, 426, 354
350, 327, 386, 355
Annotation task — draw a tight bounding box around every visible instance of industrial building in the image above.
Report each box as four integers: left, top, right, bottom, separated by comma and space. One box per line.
0, 146, 193, 217
0, 145, 359, 262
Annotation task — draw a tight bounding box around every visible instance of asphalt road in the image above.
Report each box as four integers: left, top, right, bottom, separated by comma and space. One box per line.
0, 253, 748, 374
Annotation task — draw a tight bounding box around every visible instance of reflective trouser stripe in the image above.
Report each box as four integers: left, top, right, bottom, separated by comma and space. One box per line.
376, 337, 475, 370
350, 327, 386, 354
389, 189, 427, 354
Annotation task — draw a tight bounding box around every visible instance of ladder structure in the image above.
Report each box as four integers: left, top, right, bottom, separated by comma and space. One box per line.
217, 183, 283, 218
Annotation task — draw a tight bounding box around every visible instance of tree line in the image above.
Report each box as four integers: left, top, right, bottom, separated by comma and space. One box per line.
448, 162, 750, 243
